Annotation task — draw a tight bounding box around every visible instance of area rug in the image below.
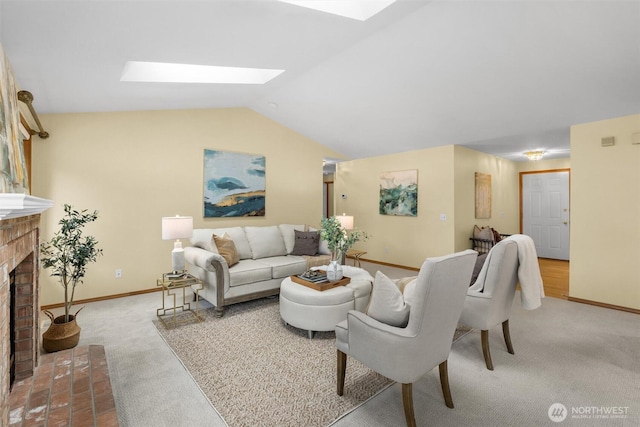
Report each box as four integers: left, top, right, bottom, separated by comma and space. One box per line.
153, 297, 472, 427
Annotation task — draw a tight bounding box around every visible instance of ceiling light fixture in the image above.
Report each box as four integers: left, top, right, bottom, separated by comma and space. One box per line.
120, 61, 285, 84
524, 150, 545, 161
278, 0, 396, 21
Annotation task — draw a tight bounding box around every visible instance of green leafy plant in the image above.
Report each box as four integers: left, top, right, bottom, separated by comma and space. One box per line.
320, 216, 369, 260
40, 204, 103, 323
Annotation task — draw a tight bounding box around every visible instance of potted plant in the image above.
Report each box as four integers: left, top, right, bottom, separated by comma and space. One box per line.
40, 204, 103, 352
320, 215, 368, 280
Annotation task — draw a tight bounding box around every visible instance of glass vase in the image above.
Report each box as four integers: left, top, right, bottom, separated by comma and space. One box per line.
326, 259, 343, 281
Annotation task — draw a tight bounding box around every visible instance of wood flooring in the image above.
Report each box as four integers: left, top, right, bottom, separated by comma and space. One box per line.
538, 258, 569, 300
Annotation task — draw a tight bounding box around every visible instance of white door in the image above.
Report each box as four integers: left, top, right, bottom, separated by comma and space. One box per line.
522, 171, 570, 260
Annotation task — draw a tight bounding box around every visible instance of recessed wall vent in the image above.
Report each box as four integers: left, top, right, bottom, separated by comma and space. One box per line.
601, 136, 615, 147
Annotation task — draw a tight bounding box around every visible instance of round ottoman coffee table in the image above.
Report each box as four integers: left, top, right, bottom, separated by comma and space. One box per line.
279, 266, 373, 338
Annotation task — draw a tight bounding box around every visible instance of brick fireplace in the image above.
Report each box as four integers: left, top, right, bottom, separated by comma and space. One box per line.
0, 195, 52, 426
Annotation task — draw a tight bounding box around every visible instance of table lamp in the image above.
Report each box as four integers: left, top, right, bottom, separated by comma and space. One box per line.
336, 213, 354, 230
336, 213, 354, 264
162, 215, 193, 273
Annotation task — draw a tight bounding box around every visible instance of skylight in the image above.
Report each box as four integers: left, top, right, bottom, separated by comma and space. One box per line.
278, 0, 396, 21
120, 61, 285, 84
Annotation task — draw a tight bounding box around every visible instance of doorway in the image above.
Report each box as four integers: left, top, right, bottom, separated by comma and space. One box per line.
520, 169, 570, 260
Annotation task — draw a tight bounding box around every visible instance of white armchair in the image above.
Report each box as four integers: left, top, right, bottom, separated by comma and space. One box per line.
335, 250, 477, 427
459, 239, 519, 370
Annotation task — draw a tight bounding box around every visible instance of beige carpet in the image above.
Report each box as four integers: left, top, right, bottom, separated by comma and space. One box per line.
153, 297, 471, 427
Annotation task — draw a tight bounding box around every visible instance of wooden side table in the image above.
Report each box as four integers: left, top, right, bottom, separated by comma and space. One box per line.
346, 249, 367, 268
156, 272, 204, 329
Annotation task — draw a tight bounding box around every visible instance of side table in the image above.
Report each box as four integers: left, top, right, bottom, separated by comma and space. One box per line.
156, 272, 204, 329
346, 249, 367, 268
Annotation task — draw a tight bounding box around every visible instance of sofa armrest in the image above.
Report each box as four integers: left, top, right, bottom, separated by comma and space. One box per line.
184, 246, 227, 272
184, 247, 229, 313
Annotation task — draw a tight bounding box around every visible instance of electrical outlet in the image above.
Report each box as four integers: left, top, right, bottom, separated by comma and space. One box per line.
115, 269, 122, 278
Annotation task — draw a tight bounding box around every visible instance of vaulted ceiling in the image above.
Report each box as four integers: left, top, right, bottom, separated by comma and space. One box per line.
2, 1, 639, 162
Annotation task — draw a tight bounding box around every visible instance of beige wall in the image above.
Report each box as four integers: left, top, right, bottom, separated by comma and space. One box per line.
453, 146, 520, 251
517, 158, 570, 173
335, 146, 459, 269
334, 145, 573, 270
33, 108, 342, 305
570, 114, 640, 310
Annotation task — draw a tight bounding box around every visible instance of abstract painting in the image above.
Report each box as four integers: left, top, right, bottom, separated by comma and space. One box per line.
203, 149, 266, 217
379, 169, 418, 216
475, 172, 492, 219
0, 44, 29, 193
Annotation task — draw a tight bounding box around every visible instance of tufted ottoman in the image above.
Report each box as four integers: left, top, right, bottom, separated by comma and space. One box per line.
279, 266, 373, 338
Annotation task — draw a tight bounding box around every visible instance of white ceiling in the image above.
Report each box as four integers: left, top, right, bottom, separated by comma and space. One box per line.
2, 0, 639, 163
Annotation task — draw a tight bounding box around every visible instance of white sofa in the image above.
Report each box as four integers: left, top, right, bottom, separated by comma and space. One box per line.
184, 224, 331, 316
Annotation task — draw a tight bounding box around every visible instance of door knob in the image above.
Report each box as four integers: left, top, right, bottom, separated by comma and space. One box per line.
563, 221, 568, 225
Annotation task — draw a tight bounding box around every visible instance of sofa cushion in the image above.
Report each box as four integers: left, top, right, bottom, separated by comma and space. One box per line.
291, 230, 320, 256
278, 224, 307, 254
213, 227, 252, 260
245, 226, 288, 259
258, 256, 307, 279
366, 271, 410, 328
213, 233, 239, 267
191, 229, 218, 253
228, 260, 273, 287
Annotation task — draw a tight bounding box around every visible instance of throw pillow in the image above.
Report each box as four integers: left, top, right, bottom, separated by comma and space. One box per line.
366, 271, 410, 328
473, 225, 495, 242
291, 230, 319, 256
213, 233, 239, 267
307, 226, 332, 255
244, 226, 287, 259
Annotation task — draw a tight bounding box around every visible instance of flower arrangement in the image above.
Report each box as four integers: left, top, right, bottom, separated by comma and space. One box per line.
320, 216, 368, 260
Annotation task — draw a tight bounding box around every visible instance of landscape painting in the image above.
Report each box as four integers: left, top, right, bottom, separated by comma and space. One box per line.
0, 44, 29, 193
379, 169, 418, 216
475, 172, 492, 219
203, 149, 266, 217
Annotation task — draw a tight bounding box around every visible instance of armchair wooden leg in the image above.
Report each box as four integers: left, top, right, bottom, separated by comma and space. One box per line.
337, 350, 347, 396
438, 360, 454, 408
502, 320, 515, 354
481, 330, 494, 371
402, 383, 417, 427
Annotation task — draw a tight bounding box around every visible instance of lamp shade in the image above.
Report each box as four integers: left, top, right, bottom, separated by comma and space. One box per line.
336, 213, 354, 230
161, 216, 193, 240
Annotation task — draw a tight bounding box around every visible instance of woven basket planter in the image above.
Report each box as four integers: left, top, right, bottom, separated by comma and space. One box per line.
42, 314, 81, 353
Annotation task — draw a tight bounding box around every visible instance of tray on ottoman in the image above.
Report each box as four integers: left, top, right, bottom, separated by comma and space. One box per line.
290, 271, 350, 291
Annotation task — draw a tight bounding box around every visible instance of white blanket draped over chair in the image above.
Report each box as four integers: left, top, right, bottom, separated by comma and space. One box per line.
460, 234, 544, 370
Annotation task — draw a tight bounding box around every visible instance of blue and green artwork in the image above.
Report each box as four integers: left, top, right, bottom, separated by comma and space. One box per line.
204, 149, 266, 217
379, 170, 418, 216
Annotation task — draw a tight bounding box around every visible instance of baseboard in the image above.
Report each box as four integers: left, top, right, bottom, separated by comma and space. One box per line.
358, 258, 420, 272
567, 296, 640, 315
41, 287, 160, 310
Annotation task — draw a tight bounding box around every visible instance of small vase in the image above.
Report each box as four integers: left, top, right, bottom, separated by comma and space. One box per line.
326, 259, 343, 281
42, 314, 81, 353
